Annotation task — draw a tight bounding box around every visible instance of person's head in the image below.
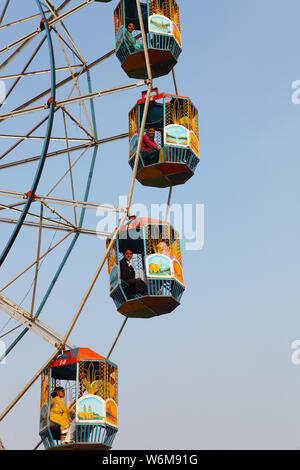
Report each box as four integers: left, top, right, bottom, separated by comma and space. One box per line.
127, 22, 135, 33
158, 241, 168, 250
123, 249, 133, 261
147, 128, 156, 138
51, 386, 65, 398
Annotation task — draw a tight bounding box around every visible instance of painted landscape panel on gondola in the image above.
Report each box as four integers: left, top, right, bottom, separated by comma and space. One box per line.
149, 14, 172, 36
146, 254, 173, 278
76, 395, 105, 423
164, 124, 189, 148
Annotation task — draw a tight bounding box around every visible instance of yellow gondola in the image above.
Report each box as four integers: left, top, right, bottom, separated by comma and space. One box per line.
107, 217, 185, 318
114, 0, 182, 78
129, 89, 200, 187
39, 348, 118, 450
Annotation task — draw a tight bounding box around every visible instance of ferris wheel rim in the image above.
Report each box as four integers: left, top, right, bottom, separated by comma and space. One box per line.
0, 0, 56, 267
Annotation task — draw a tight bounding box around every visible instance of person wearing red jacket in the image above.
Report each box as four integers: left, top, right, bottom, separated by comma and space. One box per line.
141, 128, 160, 165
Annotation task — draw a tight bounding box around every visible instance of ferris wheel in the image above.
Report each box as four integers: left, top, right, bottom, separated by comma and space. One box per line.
0, 0, 199, 450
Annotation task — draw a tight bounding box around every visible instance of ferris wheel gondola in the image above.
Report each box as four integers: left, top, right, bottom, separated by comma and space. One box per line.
114, 0, 182, 79
129, 88, 200, 187
39, 348, 118, 450
107, 218, 185, 318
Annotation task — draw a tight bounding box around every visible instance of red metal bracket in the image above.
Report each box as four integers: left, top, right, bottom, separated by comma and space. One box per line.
46, 97, 56, 108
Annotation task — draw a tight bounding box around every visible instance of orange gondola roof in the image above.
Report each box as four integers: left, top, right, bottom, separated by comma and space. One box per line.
50, 348, 105, 369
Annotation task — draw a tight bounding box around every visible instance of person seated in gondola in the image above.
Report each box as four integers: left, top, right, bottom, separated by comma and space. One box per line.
50, 386, 76, 444
157, 241, 171, 257
141, 127, 161, 166
120, 249, 147, 297
125, 22, 144, 53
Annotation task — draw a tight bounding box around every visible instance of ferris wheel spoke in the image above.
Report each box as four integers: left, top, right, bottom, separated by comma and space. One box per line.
0, 31, 39, 71
0, 348, 63, 423
0, 217, 110, 240
1, 0, 151, 403
0, 80, 147, 121
0, 293, 76, 349
46, 144, 91, 196
55, 80, 149, 108
50, 81, 154, 362
0, 204, 74, 231
0, 103, 48, 120
29, 204, 44, 316
45, 0, 87, 65
0, 64, 82, 80
106, 318, 128, 360
48, 0, 97, 30
41, 200, 78, 231
0, 113, 55, 161
0, 302, 58, 347
172, 68, 179, 95
0, 201, 26, 212
62, 111, 78, 224
55, 33, 94, 134
0, 133, 91, 143
0, 190, 126, 213
0, 0, 70, 72
0, 0, 10, 26
0, 217, 78, 233
33, 195, 127, 213
64, 64, 95, 134
8, 48, 115, 114
0, 231, 74, 295
53, 26, 105, 137
0, 132, 128, 170
0, 13, 43, 31
35, 195, 126, 212
62, 106, 96, 140
1, 36, 47, 107
0, 0, 73, 57
52, 25, 85, 65
0, 324, 22, 340
0, 27, 41, 57
163, 68, 179, 217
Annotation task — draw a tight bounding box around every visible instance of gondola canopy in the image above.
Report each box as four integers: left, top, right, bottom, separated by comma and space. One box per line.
114, 0, 182, 78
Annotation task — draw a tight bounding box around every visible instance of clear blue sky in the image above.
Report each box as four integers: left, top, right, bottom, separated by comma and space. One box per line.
1, 0, 300, 450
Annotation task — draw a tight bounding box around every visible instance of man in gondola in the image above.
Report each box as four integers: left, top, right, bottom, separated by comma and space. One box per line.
120, 249, 147, 297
